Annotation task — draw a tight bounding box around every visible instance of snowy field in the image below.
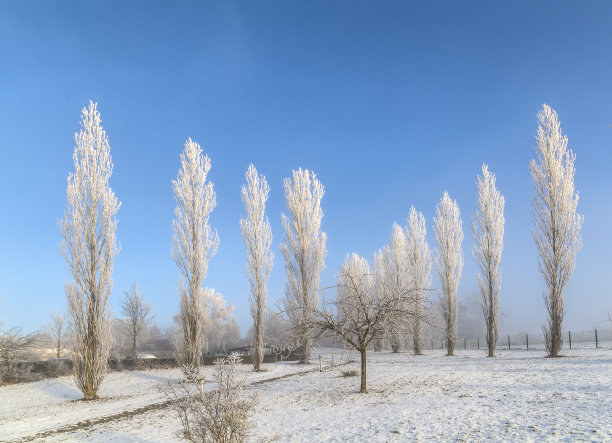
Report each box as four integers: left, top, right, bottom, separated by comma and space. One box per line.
1, 348, 611, 442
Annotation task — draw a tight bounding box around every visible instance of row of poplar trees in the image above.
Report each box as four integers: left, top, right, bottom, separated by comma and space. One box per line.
60, 101, 581, 399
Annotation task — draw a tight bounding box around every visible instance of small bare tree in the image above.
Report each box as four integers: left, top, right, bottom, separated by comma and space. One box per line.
314, 253, 420, 393
162, 354, 257, 443
405, 207, 432, 355
281, 168, 327, 363
172, 138, 219, 370
240, 164, 273, 371
60, 101, 119, 399
45, 312, 69, 359
531, 104, 583, 357
119, 284, 155, 359
472, 164, 505, 357
433, 191, 463, 356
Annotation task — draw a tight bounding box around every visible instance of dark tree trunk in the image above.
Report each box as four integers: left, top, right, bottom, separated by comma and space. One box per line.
360, 348, 367, 393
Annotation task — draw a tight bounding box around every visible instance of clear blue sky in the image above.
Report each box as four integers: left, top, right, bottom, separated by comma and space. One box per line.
1, 1, 611, 336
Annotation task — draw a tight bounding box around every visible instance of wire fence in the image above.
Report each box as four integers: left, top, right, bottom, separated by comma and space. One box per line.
432, 328, 612, 351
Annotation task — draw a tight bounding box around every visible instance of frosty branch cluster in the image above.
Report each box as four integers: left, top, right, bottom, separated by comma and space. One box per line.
59, 101, 119, 399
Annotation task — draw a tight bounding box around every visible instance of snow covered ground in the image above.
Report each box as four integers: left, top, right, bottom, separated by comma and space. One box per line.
1, 348, 611, 442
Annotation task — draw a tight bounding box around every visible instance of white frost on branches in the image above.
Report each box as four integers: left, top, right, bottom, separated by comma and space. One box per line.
433, 191, 463, 356
172, 138, 219, 370
405, 207, 432, 355
472, 164, 505, 357
240, 164, 273, 371
60, 100, 119, 399
530, 104, 583, 357
280, 168, 327, 363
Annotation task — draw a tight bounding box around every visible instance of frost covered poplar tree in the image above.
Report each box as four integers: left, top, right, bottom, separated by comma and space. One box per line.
172, 138, 219, 370
405, 207, 432, 355
60, 101, 119, 399
378, 223, 408, 352
433, 192, 463, 356
472, 164, 505, 357
531, 105, 583, 358
240, 164, 273, 371
281, 168, 327, 363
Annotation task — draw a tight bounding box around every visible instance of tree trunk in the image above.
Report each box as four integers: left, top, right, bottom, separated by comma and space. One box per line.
299, 333, 311, 364
413, 316, 422, 355
133, 335, 137, 360
487, 312, 495, 357
359, 348, 367, 393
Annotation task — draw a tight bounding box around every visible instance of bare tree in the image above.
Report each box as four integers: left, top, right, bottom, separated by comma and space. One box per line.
45, 312, 69, 359
433, 191, 463, 356
280, 168, 327, 363
377, 223, 408, 353
314, 253, 419, 393
472, 164, 505, 357
172, 138, 219, 370
240, 164, 273, 371
405, 207, 432, 355
119, 284, 155, 359
531, 104, 583, 357
60, 101, 119, 399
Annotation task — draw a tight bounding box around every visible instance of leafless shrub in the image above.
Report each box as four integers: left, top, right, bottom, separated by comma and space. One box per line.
341, 369, 359, 377
162, 353, 257, 443
0, 325, 39, 384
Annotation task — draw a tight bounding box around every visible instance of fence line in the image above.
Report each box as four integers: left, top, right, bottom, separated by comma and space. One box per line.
435, 328, 612, 351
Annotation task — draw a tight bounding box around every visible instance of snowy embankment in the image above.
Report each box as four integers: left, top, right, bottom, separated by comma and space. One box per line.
1, 348, 611, 442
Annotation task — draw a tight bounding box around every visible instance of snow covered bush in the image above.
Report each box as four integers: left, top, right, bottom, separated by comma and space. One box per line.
162, 354, 257, 443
